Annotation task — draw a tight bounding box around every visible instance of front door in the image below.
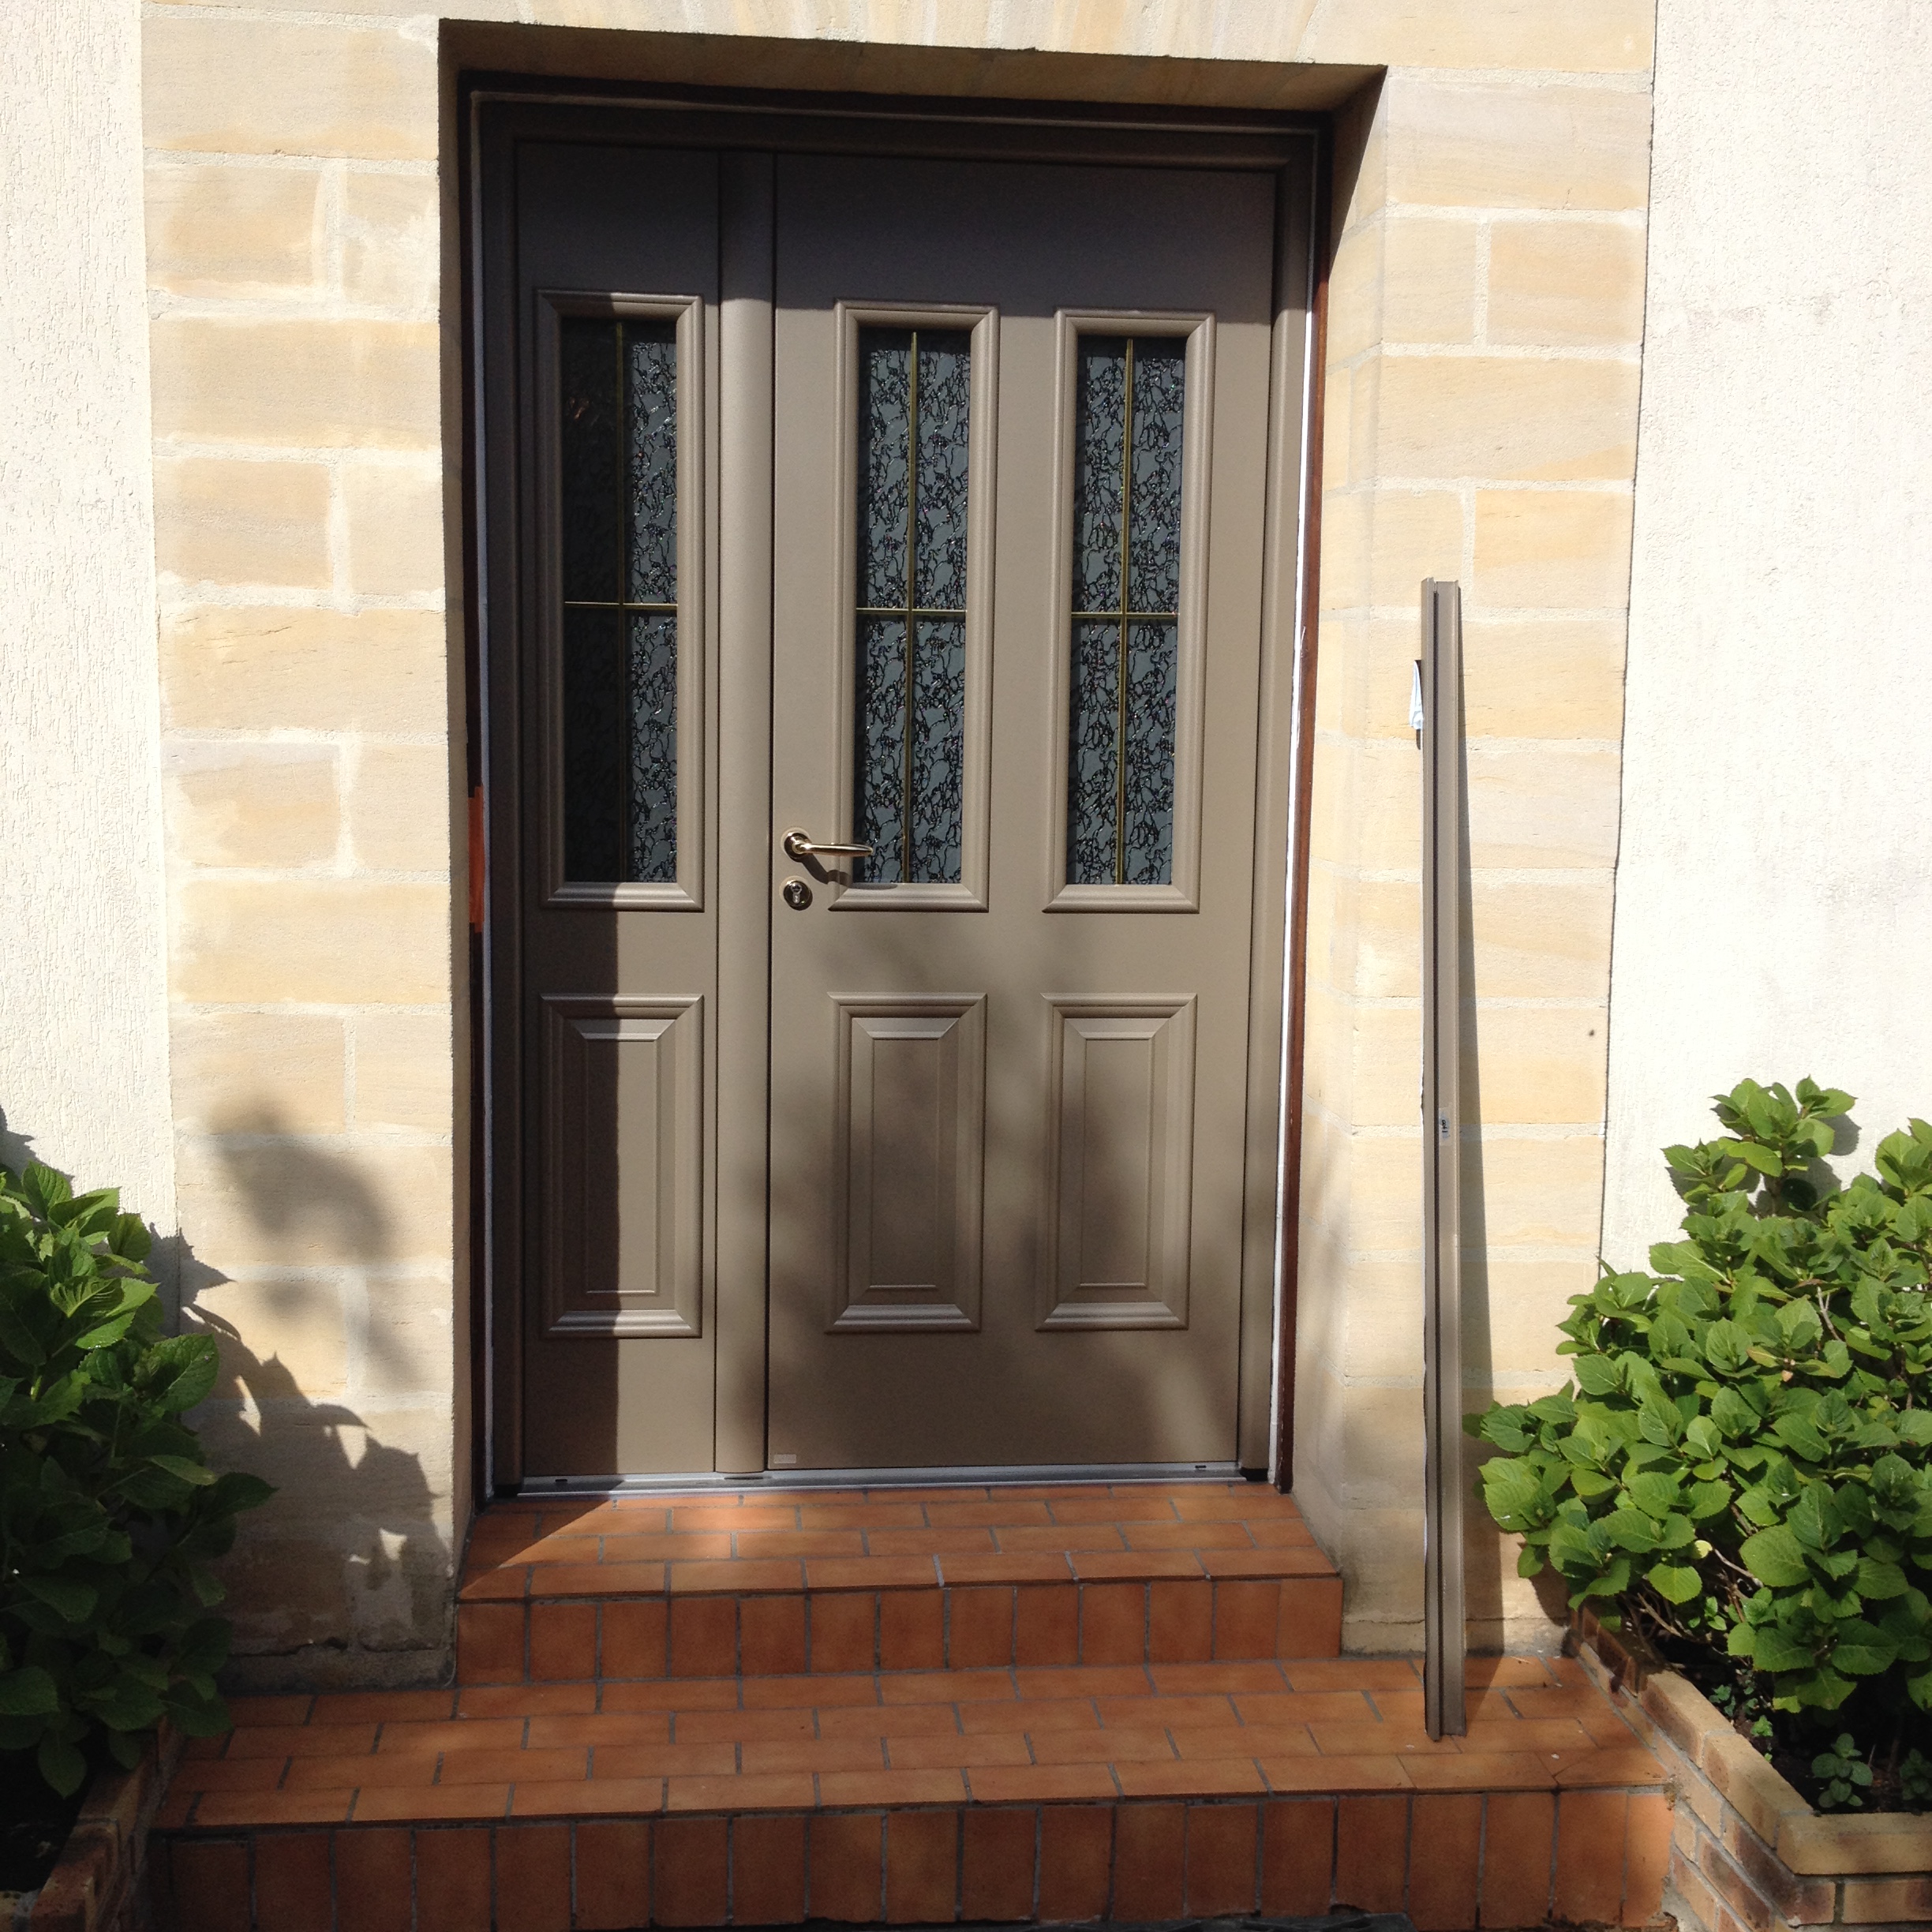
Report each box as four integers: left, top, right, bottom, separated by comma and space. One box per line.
481, 100, 1312, 1485
767, 155, 1276, 1467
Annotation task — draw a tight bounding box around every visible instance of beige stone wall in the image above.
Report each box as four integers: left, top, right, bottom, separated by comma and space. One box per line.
144, 13, 463, 1683
1296, 65, 1650, 1649
133, 0, 1652, 1672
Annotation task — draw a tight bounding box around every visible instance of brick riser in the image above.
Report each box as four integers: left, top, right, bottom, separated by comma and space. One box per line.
458, 1574, 1345, 1684
153, 1787, 1672, 1930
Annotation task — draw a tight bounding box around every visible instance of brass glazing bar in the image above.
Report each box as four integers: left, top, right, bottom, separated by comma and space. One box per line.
563, 600, 677, 612
1073, 609, 1175, 623
1420, 576, 1466, 1743
856, 606, 964, 619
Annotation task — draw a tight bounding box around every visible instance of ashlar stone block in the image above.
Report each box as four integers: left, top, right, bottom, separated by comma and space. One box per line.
349, 743, 454, 874
170, 1013, 347, 1137
1298, 0, 1653, 73
351, 1011, 454, 1135
1373, 353, 1640, 482
1488, 219, 1649, 348
186, 1275, 351, 1400
153, 456, 331, 591
174, 1134, 454, 1268
162, 606, 451, 736
143, 14, 436, 160
144, 163, 321, 298
341, 170, 440, 312
166, 743, 339, 870
1384, 77, 1654, 213
343, 461, 445, 596
173, 877, 449, 1005
1473, 489, 1637, 611
150, 315, 440, 450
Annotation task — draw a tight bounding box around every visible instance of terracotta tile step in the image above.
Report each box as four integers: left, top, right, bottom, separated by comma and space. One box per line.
456, 1571, 1345, 1681
153, 1787, 1672, 1930
154, 1657, 1665, 1926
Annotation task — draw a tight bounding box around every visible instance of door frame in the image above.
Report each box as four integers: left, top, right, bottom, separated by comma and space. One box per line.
467, 79, 1323, 1493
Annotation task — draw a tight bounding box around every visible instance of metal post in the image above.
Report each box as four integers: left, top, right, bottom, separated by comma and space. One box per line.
1420, 578, 1466, 1740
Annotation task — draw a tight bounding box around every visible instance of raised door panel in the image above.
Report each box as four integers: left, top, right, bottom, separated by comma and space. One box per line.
542, 995, 703, 1337
829, 994, 985, 1331
1042, 997, 1195, 1329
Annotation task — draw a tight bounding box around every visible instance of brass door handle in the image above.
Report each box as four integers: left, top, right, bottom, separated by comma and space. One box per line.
781, 828, 874, 862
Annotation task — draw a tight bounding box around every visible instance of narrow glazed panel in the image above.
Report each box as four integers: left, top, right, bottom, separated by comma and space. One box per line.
852, 324, 972, 887
1042, 997, 1195, 1329
559, 313, 679, 884
831, 994, 985, 1331
542, 996, 702, 1337
1065, 335, 1188, 888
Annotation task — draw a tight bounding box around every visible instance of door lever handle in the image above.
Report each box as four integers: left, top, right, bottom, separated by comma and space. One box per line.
781, 827, 874, 862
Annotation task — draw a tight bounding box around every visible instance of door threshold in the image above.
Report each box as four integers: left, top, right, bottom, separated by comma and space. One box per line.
515, 1460, 1249, 1497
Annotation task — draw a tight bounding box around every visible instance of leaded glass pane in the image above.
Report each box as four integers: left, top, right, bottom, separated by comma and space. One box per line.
560, 319, 621, 602
1070, 339, 1127, 615
1066, 619, 1122, 886
558, 313, 680, 884
856, 332, 912, 611
625, 327, 677, 605
853, 615, 908, 884
912, 333, 972, 610
626, 613, 677, 882
908, 617, 966, 883
1126, 342, 1185, 616
563, 608, 623, 880
852, 324, 971, 887
1121, 620, 1178, 886
1065, 334, 1186, 888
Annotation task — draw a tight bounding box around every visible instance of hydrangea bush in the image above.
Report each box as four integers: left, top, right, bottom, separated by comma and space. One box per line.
1468, 1080, 1932, 1747
0, 1162, 270, 1794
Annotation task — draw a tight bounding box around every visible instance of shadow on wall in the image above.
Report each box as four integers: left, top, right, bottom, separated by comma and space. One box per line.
1453, 683, 1571, 1649
173, 1110, 452, 1693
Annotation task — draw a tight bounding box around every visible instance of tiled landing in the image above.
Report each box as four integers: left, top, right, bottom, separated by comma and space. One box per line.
152, 1655, 1669, 1929
456, 1483, 1343, 1681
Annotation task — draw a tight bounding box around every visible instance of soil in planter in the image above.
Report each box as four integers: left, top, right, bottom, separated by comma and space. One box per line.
0, 1752, 88, 1896
1646, 1627, 1932, 1814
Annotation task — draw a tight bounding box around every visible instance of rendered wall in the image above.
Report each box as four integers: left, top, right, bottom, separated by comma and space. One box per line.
126, 0, 1653, 1674
0, 0, 174, 1230
1603, 2, 1932, 1264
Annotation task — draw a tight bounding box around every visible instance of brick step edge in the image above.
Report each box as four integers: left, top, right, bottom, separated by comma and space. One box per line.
153, 1788, 1671, 1931
458, 1575, 1345, 1683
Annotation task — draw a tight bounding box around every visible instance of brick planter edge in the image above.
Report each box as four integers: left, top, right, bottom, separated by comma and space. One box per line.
1576, 1609, 1932, 1931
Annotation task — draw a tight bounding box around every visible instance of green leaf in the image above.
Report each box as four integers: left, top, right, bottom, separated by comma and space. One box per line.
143, 1334, 219, 1413
17, 1575, 99, 1624
0, 1667, 60, 1717
1742, 1526, 1811, 1587
1648, 1563, 1703, 1604
146, 1454, 216, 1487
1752, 1623, 1818, 1672
37, 1732, 88, 1798
1858, 1558, 1911, 1600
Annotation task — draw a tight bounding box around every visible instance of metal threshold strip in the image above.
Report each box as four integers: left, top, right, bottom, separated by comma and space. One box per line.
518, 1460, 1245, 1496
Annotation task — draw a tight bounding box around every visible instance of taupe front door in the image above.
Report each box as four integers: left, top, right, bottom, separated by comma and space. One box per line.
767, 155, 1277, 1467
481, 103, 1310, 1483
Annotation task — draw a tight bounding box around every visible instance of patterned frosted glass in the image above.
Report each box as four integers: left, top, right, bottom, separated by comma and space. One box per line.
1066, 335, 1187, 887
853, 615, 908, 879
559, 314, 679, 884
625, 330, 677, 605
852, 325, 972, 886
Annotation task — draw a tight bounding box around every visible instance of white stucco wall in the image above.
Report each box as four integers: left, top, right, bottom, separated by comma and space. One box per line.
1603, 0, 1932, 1260
0, 0, 174, 1226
